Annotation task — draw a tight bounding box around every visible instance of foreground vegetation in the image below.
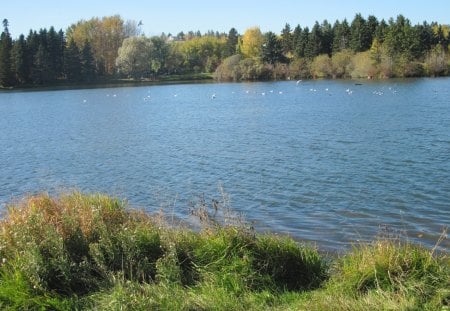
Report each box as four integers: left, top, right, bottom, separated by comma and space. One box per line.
0, 192, 448, 310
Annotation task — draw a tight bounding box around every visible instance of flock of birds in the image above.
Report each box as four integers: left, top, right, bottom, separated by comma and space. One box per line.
80, 80, 399, 103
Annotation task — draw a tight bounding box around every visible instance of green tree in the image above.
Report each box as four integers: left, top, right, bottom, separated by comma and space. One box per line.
305, 22, 322, 58
116, 36, 153, 78
80, 41, 96, 81
374, 19, 388, 42
261, 31, 284, 64
294, 26, 309, 58
0, 19, 14, 86
150, 36, 169, 75
320, 20, 333, 55
11, 34, 29, 84
64, 39, 82, 81
417, 22, 434, 52
350, 13, 371, 52
281, 23, 293, 57
224, 28, 239, 57
46, 27, 63, 81
332, 19, 351, 53
31, 43, 51, 84
366, 15, 379, 47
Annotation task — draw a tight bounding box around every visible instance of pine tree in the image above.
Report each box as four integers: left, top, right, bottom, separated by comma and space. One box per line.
281, 23, 293, 57
47, 27, 61, 81
294, 26, 309, 58
305, 22, 322, 58
320, 20, 333, 55
374, 19, 388, 43
292, 25, 302, 57
350, 13, 371, 52
0, 19, 14, 86
332, 19, 350, 53
31, 43, 51, 84
366, 15, 379, 46
11, 34, 29, 84
64, 39, 81, 81
224, 28, 239, 57
80, 41, 96, 81
261, 31, 285, 64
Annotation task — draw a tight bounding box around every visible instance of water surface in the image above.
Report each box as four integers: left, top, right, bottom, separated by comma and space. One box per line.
1, 78, 449, 251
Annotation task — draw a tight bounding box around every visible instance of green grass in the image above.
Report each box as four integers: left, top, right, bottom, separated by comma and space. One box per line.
0, 192, 448, 310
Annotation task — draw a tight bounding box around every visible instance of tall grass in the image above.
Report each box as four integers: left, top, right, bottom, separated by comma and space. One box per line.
0, 192, 448, 310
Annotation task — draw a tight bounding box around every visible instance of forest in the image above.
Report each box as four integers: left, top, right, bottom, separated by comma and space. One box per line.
0, 14, 449, 88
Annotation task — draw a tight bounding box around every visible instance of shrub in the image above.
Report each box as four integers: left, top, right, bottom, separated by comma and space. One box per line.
327, 239, 450, 308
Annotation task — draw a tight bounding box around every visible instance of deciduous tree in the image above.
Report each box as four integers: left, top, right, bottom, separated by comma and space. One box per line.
240, 27, 263, 59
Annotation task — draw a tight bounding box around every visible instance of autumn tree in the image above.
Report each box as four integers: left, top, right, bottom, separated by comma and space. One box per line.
67, 15, 137, 75
240, 27, 263, 59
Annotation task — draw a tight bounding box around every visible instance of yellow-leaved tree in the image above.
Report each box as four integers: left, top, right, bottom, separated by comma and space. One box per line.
240, 27, 263, 59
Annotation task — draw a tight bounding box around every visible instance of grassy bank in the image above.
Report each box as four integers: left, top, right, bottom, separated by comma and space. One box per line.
0, 192, 448, 310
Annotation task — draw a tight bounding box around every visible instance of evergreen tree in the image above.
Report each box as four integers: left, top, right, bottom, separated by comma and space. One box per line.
434, 25, 447, 50
224, 28, 239, 57
281, 23, 293, 57
11, 34, 29, 84
417, 22, 434, 52
47, 27, 62, 81
0, 19, 14, 86
350, 13, 371, 52
31, 43, 51, 84
305, 22, 322, 58
296, 26, 309, 58
332, 19, 350, 53
80, 41, 96, 81
320, 20, 333, 55
261, 31, 285, 64
64, 39, 82, 81
366, 15, 379, 46
374, 19, 388, 42
384, 15, 419, 58
292, 25, 302, 57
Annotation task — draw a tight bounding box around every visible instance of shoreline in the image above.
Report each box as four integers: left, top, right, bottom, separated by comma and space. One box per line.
1, 74, 449, 93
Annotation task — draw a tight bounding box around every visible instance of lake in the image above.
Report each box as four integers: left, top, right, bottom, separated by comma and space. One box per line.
1, 78, 449, 251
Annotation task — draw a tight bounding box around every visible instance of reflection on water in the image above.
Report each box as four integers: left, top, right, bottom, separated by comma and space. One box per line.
1, 78, 449, 251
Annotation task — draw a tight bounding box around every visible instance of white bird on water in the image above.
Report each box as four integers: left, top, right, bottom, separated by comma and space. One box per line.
211, 94, 216, 99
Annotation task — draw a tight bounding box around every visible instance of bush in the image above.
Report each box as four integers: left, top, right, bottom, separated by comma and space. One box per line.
213, 54, 242, 81
326, 239, 450, 309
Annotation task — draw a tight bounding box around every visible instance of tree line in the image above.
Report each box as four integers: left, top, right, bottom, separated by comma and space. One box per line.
0, 14, 449, 87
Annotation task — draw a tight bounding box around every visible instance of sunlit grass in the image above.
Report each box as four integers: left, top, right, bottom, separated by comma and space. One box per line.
0, 192, 448, 310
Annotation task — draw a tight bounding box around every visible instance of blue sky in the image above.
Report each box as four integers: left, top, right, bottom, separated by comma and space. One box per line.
2, 0, 449, 38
